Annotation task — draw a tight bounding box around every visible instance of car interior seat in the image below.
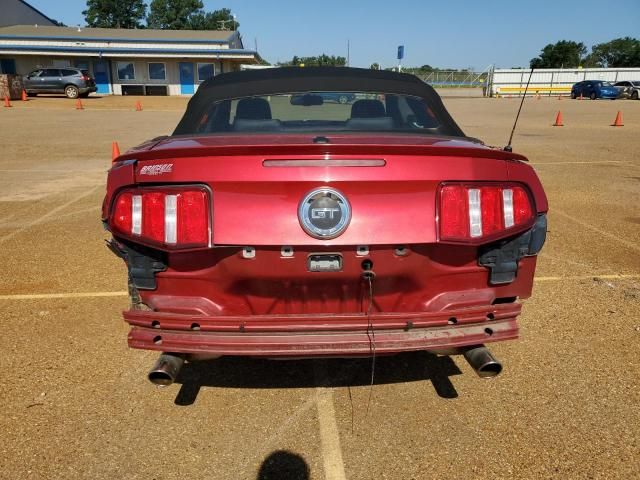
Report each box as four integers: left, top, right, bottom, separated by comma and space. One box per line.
350, 99, 386, 118
235, 98, 272, 120
347, 99, 394, 130
233, 97, 281, 131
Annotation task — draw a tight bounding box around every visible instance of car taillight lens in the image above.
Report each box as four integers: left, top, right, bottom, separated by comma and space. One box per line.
110, 187, 210, 249
438, 183, 535, 242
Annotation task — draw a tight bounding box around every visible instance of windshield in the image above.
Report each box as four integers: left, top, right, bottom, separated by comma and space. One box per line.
632, 81, 640, 87
191, 91, 453, 136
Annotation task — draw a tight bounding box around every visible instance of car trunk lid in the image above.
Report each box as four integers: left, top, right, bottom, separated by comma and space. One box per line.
128, 134, 514, 246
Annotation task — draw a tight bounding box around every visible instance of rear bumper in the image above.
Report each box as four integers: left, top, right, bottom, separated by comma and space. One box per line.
124, 302, 520, 357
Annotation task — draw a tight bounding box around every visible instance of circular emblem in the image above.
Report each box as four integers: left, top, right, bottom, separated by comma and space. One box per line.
298, 188, 351, 239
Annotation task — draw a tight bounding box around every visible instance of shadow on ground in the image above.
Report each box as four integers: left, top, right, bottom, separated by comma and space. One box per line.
257, 450, 310, 480
173, 351, 462, 406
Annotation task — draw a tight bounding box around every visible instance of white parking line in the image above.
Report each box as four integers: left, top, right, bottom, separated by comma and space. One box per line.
314, 363, 347, 480
236, 393, 319, 477
0, 185, 101, 244
553, 209, 640, 253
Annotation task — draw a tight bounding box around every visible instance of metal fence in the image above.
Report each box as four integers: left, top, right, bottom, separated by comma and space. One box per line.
417, 70, 488, 87
486, 67, 640, 97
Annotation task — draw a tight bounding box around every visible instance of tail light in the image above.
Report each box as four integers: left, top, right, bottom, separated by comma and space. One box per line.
110, 187, 210, 249
438, 183, 535, 243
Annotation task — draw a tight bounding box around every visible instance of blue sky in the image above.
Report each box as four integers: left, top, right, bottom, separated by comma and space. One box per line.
29, 0, 640, 69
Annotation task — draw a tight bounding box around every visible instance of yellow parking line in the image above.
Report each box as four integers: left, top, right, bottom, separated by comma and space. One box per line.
535, 274, 640, 282
0, 291, 128, 300
1, 274, 639, 301
530, 161, 626, 165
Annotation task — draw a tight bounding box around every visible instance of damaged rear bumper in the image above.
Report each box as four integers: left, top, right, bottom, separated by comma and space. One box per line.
124, 302, 520, 357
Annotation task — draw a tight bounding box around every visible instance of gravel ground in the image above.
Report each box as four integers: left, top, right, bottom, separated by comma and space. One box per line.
0, 94, 638, 480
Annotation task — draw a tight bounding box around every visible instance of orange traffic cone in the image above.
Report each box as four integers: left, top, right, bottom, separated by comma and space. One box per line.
75, 98, 84, 110
553, 111, 564, 127
135, 100, 142, 111
111, 141, 121, 161
21, 89, 28, 101
611, 111, 623, 127
558, 95, 562, 100
4, 95, 12, 107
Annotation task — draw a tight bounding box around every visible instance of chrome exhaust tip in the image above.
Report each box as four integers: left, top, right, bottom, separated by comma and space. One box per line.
148, 353, 185, 386
463, 345, 503, 378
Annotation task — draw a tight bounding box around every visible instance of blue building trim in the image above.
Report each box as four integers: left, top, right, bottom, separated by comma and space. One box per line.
0, 45, 257, 56
0, 35, 233, 44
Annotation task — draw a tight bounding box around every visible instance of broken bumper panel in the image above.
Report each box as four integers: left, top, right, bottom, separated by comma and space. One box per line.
124, 303, 520, 357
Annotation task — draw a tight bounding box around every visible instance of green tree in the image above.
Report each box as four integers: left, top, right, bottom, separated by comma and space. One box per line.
279, 55, 346, 67
586, 37, 640, 67
188, 8, 237, 30
147, 0, 238, 30
147, 0, 202, 29
530, 40, 587, 68
370, 63, 380, 70
83, 0, 147, 28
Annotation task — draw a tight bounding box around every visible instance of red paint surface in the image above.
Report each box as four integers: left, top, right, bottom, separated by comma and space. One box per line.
104, 133, 546, 357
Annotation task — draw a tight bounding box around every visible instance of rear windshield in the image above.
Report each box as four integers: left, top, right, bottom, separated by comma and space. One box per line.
192, 92, 450, 135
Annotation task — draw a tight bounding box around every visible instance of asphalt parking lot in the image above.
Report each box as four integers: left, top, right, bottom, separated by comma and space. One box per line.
0, 93, 638, 480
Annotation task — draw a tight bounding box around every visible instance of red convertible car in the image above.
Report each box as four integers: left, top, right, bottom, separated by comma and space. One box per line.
103, 67, 547, 386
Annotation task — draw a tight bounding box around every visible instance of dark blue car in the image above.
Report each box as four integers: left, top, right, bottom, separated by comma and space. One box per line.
571, 80, 619, 100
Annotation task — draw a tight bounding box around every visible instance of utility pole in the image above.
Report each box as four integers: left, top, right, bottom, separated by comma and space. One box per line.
347, 39, 350, 67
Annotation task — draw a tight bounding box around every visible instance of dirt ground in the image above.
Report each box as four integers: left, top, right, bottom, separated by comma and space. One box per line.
0, 93, 639, 480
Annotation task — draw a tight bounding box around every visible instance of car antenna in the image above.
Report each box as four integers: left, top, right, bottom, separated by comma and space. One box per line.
504, 67, 535, 152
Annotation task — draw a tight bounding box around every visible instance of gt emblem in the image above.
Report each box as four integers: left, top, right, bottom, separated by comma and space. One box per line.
311, 208, 340, 219
299, 188, 351, 239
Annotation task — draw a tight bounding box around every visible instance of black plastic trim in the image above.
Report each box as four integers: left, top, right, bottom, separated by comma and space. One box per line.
107, 239, 167, 290
478, 214, 547, 285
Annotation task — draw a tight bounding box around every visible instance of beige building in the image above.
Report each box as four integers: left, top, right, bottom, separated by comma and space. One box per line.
0, 25, 258, 95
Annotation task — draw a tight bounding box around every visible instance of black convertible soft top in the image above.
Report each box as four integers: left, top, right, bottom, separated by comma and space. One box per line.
173, 66, 465, 137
